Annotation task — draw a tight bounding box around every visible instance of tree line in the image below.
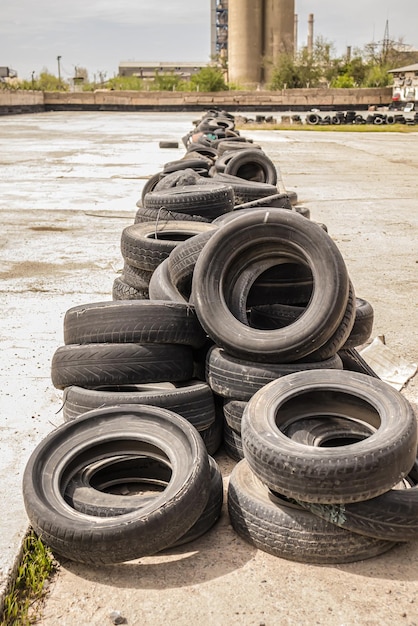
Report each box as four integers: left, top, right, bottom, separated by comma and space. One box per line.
3, 37, 416, 92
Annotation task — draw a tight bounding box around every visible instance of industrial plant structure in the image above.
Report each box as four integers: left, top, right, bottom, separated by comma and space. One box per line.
211, 0, 302, 87
121, 1, 309, 88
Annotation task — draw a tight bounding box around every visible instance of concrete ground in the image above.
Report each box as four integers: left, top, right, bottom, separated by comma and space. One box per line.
0, 112, 417, 625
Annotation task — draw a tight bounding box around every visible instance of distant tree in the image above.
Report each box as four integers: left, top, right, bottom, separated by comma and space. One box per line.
190, 66, 228, 92
150, 71, 183, 91
106, 76, 144, 91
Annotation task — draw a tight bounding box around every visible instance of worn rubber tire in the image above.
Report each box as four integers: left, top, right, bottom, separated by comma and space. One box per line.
23, 405, 211, 564
63, 300, 206, 349
223, 422, 244, 461
227, 459, 395, 564
112, 276, 149, 301
298, 458, 418, 542
62, 380, 216, 430
223, 148, 278, 185
241, 369, 418, 504
192, 209, 352, 363
144, 184, 235, 221
148, 258, 188, 303
206, 346, 343, 401
121, 221, 214, 271
134, 205, 209, 225
167, 229, 217, 296
211, 173, 279, 206
120, 263, 152, 290
51, 343, 193, 390
64, 454, 222, 547
223, 399, 247, 433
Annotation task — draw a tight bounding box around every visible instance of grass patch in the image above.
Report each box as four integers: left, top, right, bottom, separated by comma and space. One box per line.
238, 123, 418, 133
1, 531, 56, 626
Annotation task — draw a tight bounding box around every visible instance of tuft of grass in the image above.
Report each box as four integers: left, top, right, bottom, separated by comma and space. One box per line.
1, 531, 56, 626
238, 122, 418, 133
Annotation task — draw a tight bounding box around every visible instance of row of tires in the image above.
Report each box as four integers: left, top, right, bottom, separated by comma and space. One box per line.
306, 110, 418, 126
22, 110, 418, 566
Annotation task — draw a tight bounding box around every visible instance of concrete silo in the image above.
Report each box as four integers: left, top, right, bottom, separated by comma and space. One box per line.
227, 0, 264, 87
227, 0, 295, 87
263, 0, 295, 82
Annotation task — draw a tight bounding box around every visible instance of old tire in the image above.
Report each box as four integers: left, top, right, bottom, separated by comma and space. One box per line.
192, 209, 352, 363
227, 459, 395, 564
23, 405, 211, 564
241, 369, 417, 504
62, 380, 216, 430
63, 300, 206, 349
51, 343, 193, 390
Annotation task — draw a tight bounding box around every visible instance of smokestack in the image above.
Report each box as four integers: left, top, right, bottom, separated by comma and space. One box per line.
307, 13, 314, 55
294, 13, 298, 56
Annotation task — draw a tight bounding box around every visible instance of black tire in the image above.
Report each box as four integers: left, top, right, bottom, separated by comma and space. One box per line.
120, 263, 153, 290
112, 276, 149, 301
342, 297, 374, 348
121, 221, 214, 271
244, 282, 356, 362
306, 113, 320, 125
233, 193, 292, 211
167, 229, 217, 296
241, 369, 417, 504
251, 294, 372, 353
134, 205, 209, 225
199, 410, 224, 456
212, 173, 279, 206
140, 172, 164, 204
223, 149, 278, 185
148, 258, 188, 303
163, 159, 211, 174
51, 343, 193, 390
23, 405, 211, 564
235, 259, 314, 308
192, 209, 352, 363
227, 459, 395, 564
223, 422, 244, 461
166, 456, 223, 548
159, 140, 179, 149
223, 399, 247, 433
216, 140, 259, 156
64, 454, 222, 547
206, 346, 343, 401
338, 347, 380, 378
144, 184, 235, 221
63, 300, 206, 349
62, 380, 216, 430
298, 456, 418, 542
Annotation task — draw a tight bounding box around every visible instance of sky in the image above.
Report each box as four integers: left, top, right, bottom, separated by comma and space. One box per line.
1, 1, 418, 81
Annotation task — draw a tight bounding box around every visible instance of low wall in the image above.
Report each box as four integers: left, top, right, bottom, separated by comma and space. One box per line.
0, 91, 44, 115
0, 87, 393, 115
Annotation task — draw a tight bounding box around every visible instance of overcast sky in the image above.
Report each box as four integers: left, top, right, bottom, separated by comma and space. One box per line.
1, 1, 418, 81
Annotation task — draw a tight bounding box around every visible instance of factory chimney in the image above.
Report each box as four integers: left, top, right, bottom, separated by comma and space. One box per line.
307, 13, 314, 55
294, 13, 298, 57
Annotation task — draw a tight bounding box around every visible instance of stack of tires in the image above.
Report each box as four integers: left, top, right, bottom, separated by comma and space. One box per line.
113, 110, 300, 300
22, 111, 418, 568
193, 208, 358, 460
229, 368, 418, 564
24, 300, 225, 564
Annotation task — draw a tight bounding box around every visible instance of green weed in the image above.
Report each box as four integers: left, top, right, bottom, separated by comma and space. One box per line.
1, 531, 56, 626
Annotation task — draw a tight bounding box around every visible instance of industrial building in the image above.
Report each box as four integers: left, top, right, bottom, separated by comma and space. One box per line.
118, 62, 207, 81
212, 0, 297, 87
120, 1, 305, 88
389, 63, 418, 104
